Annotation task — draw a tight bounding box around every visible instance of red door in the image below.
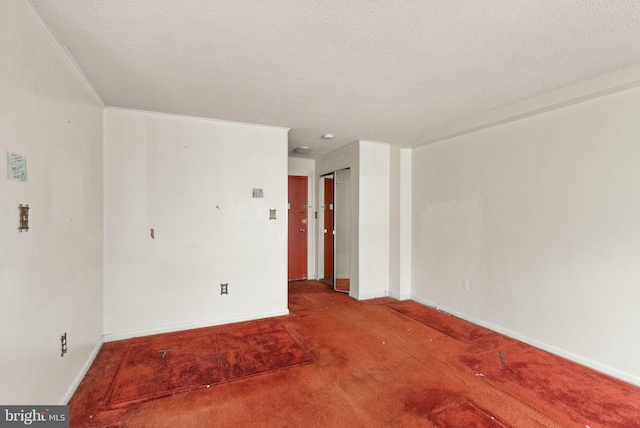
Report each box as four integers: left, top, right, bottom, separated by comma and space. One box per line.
288, 176, 308, 281
323, 176, 334, 283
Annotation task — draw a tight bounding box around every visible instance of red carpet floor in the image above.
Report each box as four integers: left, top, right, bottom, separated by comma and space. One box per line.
69, 281, 640, 427
104, 321, 310, 409
386, 300, 494, 341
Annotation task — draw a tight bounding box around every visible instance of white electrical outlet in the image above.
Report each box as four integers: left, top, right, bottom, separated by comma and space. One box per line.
462, 279, 469, 291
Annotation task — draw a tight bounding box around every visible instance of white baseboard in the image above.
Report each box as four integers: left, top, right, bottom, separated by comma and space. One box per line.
104, 309, 290, 342
410, 295, 640, 388
61, 336, 104, 405
389, 292, 412, 301
356, 291, 389, 300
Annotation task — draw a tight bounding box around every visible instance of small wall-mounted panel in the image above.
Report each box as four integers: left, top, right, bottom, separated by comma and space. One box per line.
7, 152, 28, 182
18, 204, 29, 232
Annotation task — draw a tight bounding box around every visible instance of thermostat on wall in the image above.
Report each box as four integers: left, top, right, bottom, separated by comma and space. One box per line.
252, 188, 264, 198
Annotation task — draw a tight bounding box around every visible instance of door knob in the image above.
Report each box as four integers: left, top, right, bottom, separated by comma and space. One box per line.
299, 228, 306, 232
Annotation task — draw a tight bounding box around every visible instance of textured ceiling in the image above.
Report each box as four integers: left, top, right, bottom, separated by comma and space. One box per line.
29, 0, 640, 158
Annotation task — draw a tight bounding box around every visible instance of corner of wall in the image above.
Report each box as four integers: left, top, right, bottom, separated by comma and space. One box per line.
19, 0, 105, 107
60, 336, 105, 404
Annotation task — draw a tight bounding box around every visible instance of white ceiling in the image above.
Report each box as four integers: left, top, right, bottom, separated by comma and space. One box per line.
29, 0, 640, 159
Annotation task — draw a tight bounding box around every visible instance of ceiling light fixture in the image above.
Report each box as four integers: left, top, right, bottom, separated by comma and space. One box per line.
322, 134, 334, 139
295, 146, 312, 155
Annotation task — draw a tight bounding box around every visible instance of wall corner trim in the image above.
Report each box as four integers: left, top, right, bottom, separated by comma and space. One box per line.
19, 0, 105, 107
61, 335, 105, 405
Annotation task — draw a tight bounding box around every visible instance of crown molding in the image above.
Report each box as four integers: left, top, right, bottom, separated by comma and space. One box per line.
20, 0, 105, 107
405, 63, 640, 148
104, 106, 291, 132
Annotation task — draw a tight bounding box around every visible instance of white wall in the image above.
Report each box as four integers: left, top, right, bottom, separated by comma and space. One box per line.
411, 84, 640, 385
335, 168, 352, 279
389, 146, 411, 300
358, 141, 391, 299
0, 0, 104, 404
389, 147, 412, 300
104, 108, 289, 340
389, 146, 401, 297
288, 157, 316, 279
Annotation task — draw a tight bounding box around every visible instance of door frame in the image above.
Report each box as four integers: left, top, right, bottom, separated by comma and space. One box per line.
319, 173, 334, 287
288, 175, 308, 281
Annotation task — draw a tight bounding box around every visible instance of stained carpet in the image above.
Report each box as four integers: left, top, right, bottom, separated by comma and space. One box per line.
69, 281, 640, 427
460, 342, 640, 427
102, 321, 310, 409
386, 300, 493, 341
428, 401, 509, 428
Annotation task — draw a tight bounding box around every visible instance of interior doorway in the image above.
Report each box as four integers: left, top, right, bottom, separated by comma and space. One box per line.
288, 176, 308, 281
322, 175, 334, 286
318, 169, 351, 293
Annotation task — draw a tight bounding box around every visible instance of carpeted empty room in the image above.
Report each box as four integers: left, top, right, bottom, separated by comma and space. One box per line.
4, 1, 640, 427
70, 282, 640, 427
